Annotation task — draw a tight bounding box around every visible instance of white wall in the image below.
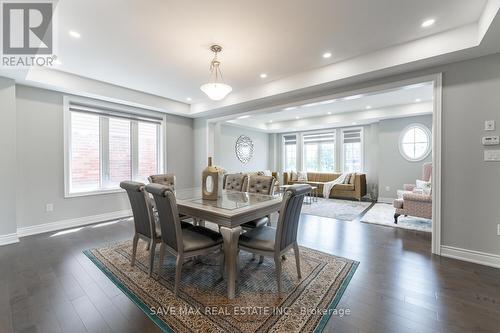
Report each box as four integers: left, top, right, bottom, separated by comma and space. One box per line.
377, 115, 433, 200
216, 124, 270, 173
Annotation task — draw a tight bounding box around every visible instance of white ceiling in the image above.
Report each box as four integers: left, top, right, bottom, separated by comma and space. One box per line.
53, 0, 487, 104
225, 82, 434, 132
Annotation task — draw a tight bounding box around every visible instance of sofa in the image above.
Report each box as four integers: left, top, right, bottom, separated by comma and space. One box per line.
282, 172, 367, 201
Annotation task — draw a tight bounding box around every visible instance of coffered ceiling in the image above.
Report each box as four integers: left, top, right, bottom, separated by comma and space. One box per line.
1, 0, 499, 118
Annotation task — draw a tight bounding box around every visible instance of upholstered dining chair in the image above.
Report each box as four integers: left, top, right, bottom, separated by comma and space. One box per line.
223, 173, 248, 191
145, 183, 224, 296
148, 173, 176, 188
241, 175, 276, 229
238, 184, 311, 297
120, 181, 160, 276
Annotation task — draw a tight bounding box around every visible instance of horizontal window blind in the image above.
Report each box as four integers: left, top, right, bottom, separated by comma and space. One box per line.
342, 129, 362, 143
283, 134, 297, 145
68, 102, 163, 124
303, 132, 335, 144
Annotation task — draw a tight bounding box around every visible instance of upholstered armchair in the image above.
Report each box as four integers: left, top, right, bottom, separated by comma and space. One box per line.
393, 163, 432, 223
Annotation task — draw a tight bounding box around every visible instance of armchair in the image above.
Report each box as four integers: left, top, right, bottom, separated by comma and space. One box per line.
393, 162, 432, 223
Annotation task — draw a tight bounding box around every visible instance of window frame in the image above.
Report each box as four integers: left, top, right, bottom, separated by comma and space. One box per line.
398, 123, 431, 162
63, 97, 165, 198
301, 129, 336, 172
281, 133, 298, 172
340, 127, 364, 173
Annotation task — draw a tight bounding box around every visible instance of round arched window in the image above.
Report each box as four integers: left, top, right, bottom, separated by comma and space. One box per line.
399, 124, 431, 161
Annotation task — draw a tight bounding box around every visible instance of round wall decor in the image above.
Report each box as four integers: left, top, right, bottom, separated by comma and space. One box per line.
235, 135, 254, 164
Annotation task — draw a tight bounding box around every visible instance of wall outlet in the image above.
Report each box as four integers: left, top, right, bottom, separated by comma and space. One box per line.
46, 203, 54, 212
485, 120, 495, 131
385, 186, 390, 192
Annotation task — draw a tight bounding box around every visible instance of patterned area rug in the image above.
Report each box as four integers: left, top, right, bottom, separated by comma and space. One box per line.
84, 240, 358, 333
361, 203, 432, 232
300, 198, 371, 221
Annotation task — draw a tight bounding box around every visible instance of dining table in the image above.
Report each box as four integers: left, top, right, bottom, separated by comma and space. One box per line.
174, 187, 282, 299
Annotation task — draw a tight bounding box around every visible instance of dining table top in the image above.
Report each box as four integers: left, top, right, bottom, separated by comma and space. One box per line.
174, 187, 282, 227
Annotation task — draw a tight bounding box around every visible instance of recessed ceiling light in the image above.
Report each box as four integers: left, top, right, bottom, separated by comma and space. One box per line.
237, 115, 251, 119
283, 106, 297, 111
322, 52, 332, 59
186, 97, 192, 102
69, 30, 81, 38
352, 122, 357, 125
327, 112, 332, 115
365, 105, 372, 109
295, 116, 300, 120
269, 120, 273, 123
415, 98, 421, 103
343, 94, 363, 100
421, 19, 435, 28
260, 73, 267, 79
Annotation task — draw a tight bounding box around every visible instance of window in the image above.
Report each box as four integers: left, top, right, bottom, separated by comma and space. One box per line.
65, 99, 163, 196
399, 124, 431, 161
283, 134, 297, 171
342, 128, 363, 172
302, 132, 335, 172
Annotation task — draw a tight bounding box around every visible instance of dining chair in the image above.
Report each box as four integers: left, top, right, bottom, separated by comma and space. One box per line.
241, 175, 276, 229
148, 173, 176, 188
223, 173, 248, 191
145, 183, 224, 296
120, 181, 160, 276
149, 173, 195, 224
238, 184, 311, 297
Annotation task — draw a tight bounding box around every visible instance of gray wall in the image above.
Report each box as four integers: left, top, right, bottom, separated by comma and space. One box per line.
377, 115, 433, 200
0, 78, 17, 235
217, 124, 270, 173
440, 54, 500, 255
14, 85, 194, 229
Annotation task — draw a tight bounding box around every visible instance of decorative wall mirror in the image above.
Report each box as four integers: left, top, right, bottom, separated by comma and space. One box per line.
235, 135, 254, 164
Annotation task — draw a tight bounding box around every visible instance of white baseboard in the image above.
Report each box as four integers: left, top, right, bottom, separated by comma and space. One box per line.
0, 232, 19, 246
377, 197, 396, 204
441, 245, 500, 269
17, 210, 132, 238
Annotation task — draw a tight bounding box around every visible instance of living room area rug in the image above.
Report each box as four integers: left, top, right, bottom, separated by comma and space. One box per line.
361, 203, 432, 232
84, 240, 358, 333
300, 198, 371, 221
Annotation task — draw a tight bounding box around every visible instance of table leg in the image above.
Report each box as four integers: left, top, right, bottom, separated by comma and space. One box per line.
220, 226, 242, 299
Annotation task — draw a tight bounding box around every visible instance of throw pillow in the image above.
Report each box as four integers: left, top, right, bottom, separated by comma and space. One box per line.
290, 171, 298, 181
416, 179, 431, 190
343, 173, 352, 184
297, 171, 308, 181
262, 170, 272, 176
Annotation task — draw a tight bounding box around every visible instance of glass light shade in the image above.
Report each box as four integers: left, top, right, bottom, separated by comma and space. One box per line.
200, 82, 232, 101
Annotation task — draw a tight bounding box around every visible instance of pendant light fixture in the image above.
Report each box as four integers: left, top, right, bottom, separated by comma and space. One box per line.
200, 45, 232, 101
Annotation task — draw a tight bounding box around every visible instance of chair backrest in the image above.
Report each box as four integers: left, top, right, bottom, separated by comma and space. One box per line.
148, 173, 176, 189
223, 173, 247, 191
245, 175, 275, 195
120, 181, 155, 239
422, 163, 432, 182
275, 184, 311, 252
145, 183, 182, 252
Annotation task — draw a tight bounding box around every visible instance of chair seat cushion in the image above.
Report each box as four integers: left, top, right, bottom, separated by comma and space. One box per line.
241, 217, 269, 229
239, 226, 276, 252
182, 226, 222, 252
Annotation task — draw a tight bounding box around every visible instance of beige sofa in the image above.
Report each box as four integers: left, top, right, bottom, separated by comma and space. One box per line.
283, 172, 367, 201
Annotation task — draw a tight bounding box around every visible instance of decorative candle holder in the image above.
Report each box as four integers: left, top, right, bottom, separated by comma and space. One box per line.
202, 157, 225, 200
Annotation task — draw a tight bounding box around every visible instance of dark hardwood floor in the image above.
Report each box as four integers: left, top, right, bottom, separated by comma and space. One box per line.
1, 210, 499, 333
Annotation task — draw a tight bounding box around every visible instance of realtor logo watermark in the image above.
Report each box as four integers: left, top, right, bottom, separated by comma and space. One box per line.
1, 0, 58, 67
